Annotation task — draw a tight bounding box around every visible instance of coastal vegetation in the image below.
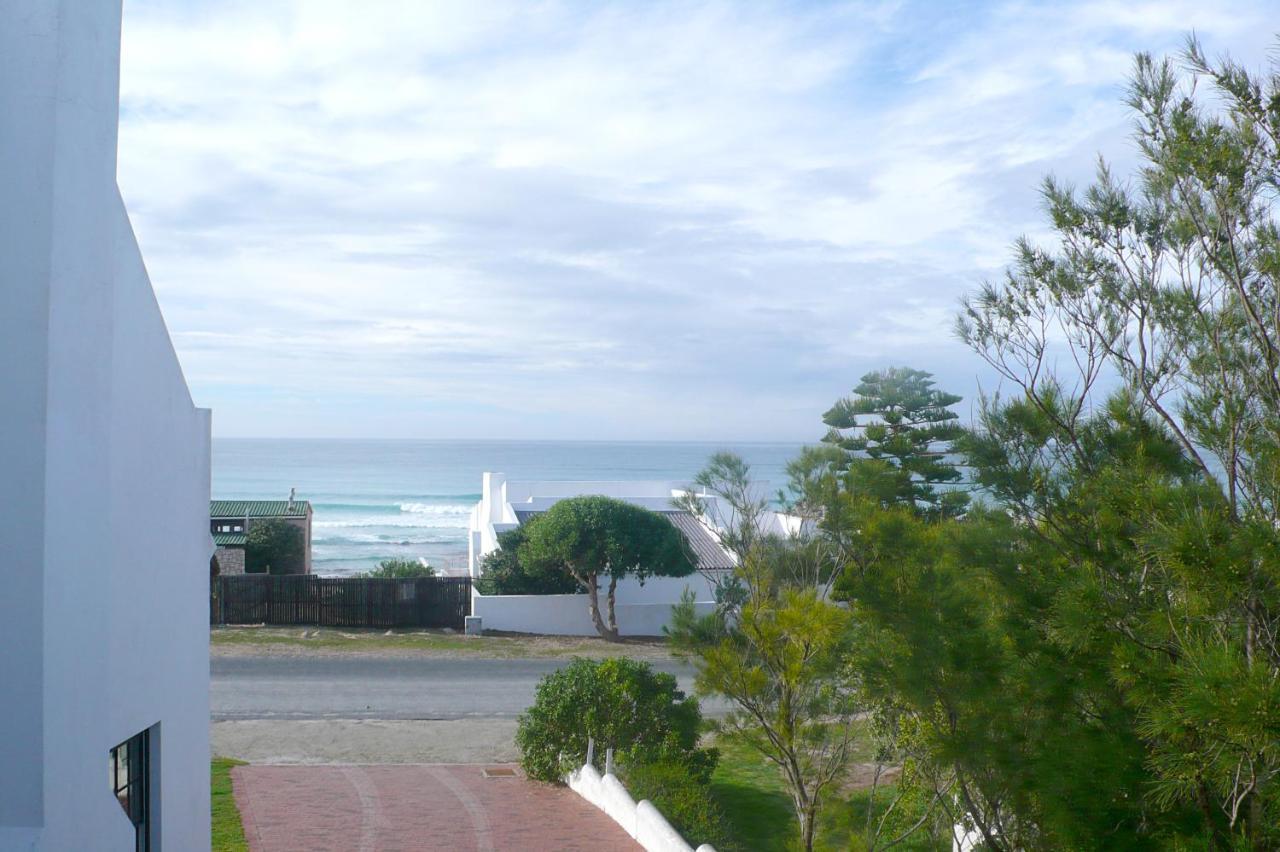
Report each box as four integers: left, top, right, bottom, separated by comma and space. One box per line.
669, 550, 862, 852
476, 526, 578, 595
675, 35, 1280, 851
244, 518, 305, 575
516, 657, 715, 781
517, 657, 730, 846
518, 495, 697, 640
357, 557, 435, 579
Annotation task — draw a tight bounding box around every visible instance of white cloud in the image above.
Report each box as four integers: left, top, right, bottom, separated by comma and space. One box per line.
117, 0, 1276, 439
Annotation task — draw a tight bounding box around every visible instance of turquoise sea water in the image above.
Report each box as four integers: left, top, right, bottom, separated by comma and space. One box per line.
213, 439, 804, 576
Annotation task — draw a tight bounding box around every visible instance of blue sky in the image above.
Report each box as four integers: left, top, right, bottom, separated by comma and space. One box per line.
118, 0, 1276, 441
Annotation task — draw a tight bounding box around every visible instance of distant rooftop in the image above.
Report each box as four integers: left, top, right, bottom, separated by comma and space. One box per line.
210, 499, 310, 519
513, 508, 734, 571
212, 532, 247, 547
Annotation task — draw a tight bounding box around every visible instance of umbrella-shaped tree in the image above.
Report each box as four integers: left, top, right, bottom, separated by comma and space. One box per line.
519, 495, 697, 641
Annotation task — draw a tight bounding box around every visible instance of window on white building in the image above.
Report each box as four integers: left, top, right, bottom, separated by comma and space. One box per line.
110, 727, 152, 852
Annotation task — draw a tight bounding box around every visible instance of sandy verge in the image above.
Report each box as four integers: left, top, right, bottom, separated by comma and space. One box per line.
212, 719, 520, 765
211, 626, 676, 661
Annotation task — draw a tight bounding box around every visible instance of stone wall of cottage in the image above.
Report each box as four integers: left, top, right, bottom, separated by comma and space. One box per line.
216, 546, 245, 576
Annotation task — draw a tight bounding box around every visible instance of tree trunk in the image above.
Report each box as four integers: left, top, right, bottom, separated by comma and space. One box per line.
798, 801, 816, 852
585, 573, 619, 641
606, 575, 619, 637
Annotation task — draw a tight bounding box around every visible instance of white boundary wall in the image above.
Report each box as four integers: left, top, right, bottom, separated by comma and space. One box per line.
1, 3, 212, 849
567, 763, 717, 852
473, 574, 718, 636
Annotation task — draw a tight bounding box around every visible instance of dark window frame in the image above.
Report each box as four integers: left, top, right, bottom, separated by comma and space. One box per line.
110, 728, 151, 852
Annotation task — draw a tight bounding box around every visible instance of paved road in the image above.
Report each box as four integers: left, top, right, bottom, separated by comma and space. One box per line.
212, 656, 717, 721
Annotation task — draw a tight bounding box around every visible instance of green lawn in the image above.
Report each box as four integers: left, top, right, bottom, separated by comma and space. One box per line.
210, 626, 671, 658
709, 737, 945, 851
212, 758, 248, 852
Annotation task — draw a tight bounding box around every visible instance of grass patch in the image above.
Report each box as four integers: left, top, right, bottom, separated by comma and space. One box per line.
211, 758, 248, 852
210, 626, 672, 659
710, 736, 944, 851
710, 739, 796, 851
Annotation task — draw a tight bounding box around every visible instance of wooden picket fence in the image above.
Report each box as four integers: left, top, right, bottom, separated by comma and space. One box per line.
211, 574, 471, 630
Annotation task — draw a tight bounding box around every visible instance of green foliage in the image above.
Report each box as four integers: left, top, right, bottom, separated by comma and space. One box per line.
812, 34, 1280, 851
672, 452, 772, 614
476, 526, 578, 594
670, 547, 864, 852
621, 760, 732, 850
359, 558, 434, 579
710, 736, 942, 852
519, 495, 697, 639
820, 367, 967, 518
515, 657, 714, 783
211, 758, 248, 852
244, 519, 304, 575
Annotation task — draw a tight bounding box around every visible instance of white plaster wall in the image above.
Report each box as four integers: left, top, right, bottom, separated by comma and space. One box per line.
566, 763, 717, 852
106, 196, 213, 852
473, 577, 717, 637
0, 2, 212, 849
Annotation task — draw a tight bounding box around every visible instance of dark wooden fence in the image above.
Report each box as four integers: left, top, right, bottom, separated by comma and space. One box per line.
211, 575, 472, 630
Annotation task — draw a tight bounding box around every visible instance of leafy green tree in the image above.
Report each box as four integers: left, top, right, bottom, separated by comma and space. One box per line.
515, 657, 714, 782
360, 558, 434, 579
803, 35, 1280, 850
519, 495, 696, 641
244, 518, 304, 575
950, 35, 1280, 847
671, 451, 774, 613
669, 549, 863, 852
820, 367, 967, 518
476, 525, 578, 595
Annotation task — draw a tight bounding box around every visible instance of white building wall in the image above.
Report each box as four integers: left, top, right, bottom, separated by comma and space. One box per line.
473, 594, 718, 637
0, 3, 212, 850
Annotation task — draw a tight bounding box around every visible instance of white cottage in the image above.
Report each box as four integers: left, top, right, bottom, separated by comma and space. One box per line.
467, 473, 795, 636
0, 3, 213, 850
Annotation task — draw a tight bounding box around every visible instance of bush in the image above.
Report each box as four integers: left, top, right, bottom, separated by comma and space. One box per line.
360, 558, 434, 578
245, 519, 304, 575
476, 526, 577, 595
516, 657, 715, 782
621, 759, 731, 850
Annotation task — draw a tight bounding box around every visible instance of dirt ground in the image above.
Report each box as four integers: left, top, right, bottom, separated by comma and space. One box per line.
211, 625, 676, 660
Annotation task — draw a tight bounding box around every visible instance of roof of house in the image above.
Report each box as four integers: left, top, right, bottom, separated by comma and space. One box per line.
210, 500, 310, 519
213, 532, 247, 547
513, 508, 735, 571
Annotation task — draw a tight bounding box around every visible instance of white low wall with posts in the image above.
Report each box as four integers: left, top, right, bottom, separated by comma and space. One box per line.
566, 754, 717, 852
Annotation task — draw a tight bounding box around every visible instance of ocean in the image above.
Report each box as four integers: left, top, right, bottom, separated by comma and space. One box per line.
213, 439, 805, 577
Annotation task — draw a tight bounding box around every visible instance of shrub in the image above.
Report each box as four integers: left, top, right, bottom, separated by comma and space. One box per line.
516, 657, 715, 782
245, 519, 304, 575
476, 526, 577, 595
620, 759, 731, 850
360, 558, 434, 578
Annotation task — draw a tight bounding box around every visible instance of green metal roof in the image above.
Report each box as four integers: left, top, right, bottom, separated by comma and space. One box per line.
210, 500, 310, 519
213, 532, 247, 547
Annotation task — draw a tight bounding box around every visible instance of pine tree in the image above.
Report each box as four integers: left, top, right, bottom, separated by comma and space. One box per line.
821, 367, 967, 518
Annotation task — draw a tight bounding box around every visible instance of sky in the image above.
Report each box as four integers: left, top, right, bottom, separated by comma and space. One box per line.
117, 0, 1277, 441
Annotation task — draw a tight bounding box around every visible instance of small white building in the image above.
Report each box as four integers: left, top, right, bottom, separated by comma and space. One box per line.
467, 473, 791, 636
1, 4, 213, 850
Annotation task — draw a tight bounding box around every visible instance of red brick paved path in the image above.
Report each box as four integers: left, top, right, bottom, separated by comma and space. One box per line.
232, 764, 640, 851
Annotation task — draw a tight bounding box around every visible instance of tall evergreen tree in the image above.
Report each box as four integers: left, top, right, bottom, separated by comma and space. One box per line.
821, 366, 967, 518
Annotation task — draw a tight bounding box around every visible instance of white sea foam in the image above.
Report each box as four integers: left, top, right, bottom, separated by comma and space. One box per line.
314, 513, 469, 530
316, 532, 457, 545
398, 502, 472, 516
